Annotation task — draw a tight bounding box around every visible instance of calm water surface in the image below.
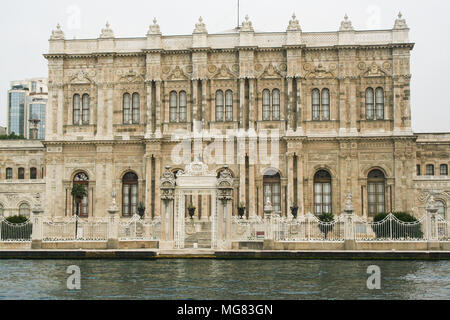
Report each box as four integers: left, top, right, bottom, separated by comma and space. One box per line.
0, 260, 448, 300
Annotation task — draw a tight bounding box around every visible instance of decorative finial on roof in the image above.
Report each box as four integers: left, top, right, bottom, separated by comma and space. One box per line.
339, 13, 354, 31
287, 13, 301, 31
99, 21, 114, 39
50, 23, 65, 40
241, 14, 254, 32
147, 17, 161, 35
193, 16, 208, 33
394, 11, 408, 29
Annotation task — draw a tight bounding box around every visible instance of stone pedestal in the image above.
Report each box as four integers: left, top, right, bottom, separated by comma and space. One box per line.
31, 208, 43, 250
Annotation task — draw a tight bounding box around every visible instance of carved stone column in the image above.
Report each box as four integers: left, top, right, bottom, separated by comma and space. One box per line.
217, 167, 234, 250
160, 166, 176, 249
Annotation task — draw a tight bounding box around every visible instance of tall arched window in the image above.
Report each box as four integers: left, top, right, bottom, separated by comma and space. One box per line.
225, 90, 233, 122
375, 87, 385, 120
73, 94, 81, 125
263, 170, 281, 214
179, 91, 187, 122
6, 168, 12, 180
262, 89, 271, 121
73, 172, 89, 217
18, 168, 25, 180
132, 93, 140, 124
368, 169, 386, 216
440, 164, 448, 176
314, 170, 332, 215
123, 93, 131, 124
122, 172, 138, 217
30, 168, 37, 180
426, 164, 435, 176
82, 94, 90, 125
19, 203, 30, 218
436, 200, 446, 219
365, 88, 374, 120
170, 91, 178, 122
321, 89, 330, 120
272, 89, 281, 121
216, 90, 224, 122
312, 89, 321, 121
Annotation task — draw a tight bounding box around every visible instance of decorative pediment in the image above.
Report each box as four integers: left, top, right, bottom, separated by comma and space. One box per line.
118, 69, 145, 83
361, 63, 389, 77
69, 70, 95, 84
305, 64, 335, 79
167, 66, 189, 80
212, 64, 238, 80
178, 160, 216, 177
258, 63, 285, 79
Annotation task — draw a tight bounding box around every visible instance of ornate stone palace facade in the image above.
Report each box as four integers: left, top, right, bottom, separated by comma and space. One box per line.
0, 14, 449, 222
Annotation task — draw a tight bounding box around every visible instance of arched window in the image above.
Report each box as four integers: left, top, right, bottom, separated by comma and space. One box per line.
82, 94, 90, 125
321, 89, 330, 120
30, 168, 37, 180
314, 170, 332, 215
6, 168, 12, 180
18, 168, 25, 180
263, 170, 281, 214
122, 172, 138, 217
0, 203, 3, 217
440, 164, 448, 176
19, 203, 30, 218
368, 169, 386, 216
375, 87, 384, 120
170, 91, 178, 122
436, 200, 446, 219
215, 90, 224, 122
73, 94, 81, 125
312, 89, 321, 121
73, 172, 89, 217
366, 88, 374, 120
272, 89, 280, 121
262, 89, 271, 121
426, 164, 435, 176
225, 90, 233, 122
179, 91, 187, 122
132, 93, 140, 124
123, 93, 131, 124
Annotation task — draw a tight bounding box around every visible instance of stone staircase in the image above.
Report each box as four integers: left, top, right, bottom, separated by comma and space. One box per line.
185, 221, 212, 249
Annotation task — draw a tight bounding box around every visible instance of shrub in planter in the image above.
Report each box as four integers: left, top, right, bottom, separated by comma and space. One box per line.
137, 202, 146, 218
187, 203, 196, 219
373, 212, 423, 239
238, 202, 246, 219
1, 215, 32, 241
318, 213, 335, 240
290, 204, 299, 219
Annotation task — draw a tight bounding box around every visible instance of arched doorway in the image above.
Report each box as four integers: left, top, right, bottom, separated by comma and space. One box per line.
73, 172, 89, 217
368, 169, 386, 216
122, 172, 139, 217
314, 170, 332, 215
263, 169, 281, 214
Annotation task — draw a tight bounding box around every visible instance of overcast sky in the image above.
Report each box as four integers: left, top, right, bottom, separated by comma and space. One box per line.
0, 0, 449, 132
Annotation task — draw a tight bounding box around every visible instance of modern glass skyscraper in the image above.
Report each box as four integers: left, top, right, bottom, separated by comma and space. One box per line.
7, 78, 48, 139
29, 98, 47, 140
8, 89, 26, 136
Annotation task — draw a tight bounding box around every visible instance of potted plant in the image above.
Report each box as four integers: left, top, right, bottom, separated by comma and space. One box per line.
187, 203, 196, 219
71, 184, 88, 238
238, 202, 246, 219
137, 202, 146, 218
290, 204, 299, 219
71, 184, 87, 217
318, 212, 335, 240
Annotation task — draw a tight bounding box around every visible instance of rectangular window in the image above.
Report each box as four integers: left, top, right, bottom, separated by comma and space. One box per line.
6, 168, 13, 180
440, 164, 448, 176
170, 92, 178, 123
225, 91, 233, 122
416, 164, 421, 176
368, 182, 385, 216
314, 182, 331, 215
426, 165, 435, 176
179, 92, 187, 122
